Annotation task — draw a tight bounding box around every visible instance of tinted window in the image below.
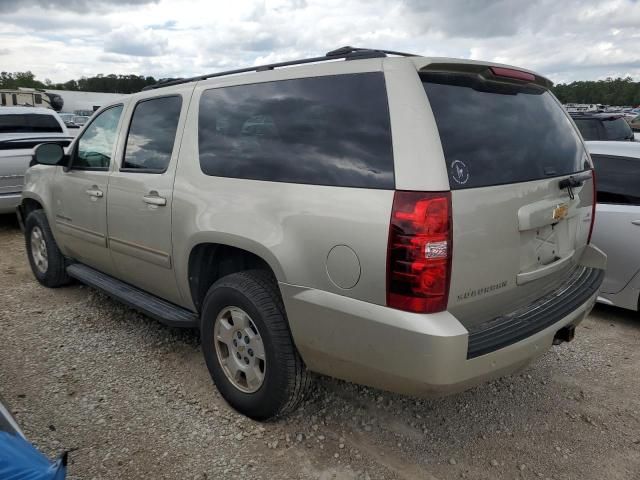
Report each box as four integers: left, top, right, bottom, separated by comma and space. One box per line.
423, 72, 586, 189
122, 96, 182, 172
591, 154, 640, 205
34, 94, 42, 104
73, 105, 123, 169
573, 118, 601, 141
1, 93, 5, 106
0, 113, 62, 134
601, 117, 633, 140
198, 73, 393, 188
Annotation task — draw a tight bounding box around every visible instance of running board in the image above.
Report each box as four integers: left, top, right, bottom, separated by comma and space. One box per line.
66, 264, 198, 328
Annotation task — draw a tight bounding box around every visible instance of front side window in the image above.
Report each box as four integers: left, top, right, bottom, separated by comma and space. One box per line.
73, 105, 123, 169
198, 73, 394, 188
591, 154, 640, 205
122, 95, 182, 172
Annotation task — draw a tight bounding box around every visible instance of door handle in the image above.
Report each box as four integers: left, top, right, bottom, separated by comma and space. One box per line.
143, 191, 167, 207
632, 220, 640, 226
86, 187, 103, 198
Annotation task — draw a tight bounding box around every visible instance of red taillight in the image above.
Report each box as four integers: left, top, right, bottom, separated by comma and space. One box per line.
587, 168, 597, 244
386, 191, 452, 313
489, 66, 535, 82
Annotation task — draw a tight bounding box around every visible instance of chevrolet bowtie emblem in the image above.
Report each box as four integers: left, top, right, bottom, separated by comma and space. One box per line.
552, 204, 569, 221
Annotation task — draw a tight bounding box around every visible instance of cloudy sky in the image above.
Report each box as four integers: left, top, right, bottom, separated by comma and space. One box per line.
1, 0, 639, 85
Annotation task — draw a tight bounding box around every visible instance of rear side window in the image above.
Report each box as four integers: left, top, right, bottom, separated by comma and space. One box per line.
122, 95, 182, 172
198, 73, 394, 188
573, 118, 601, 141
0, 113, 63, 134
591, 154, 640, 205
423, 72, 586, 189
601, 117, 633, 140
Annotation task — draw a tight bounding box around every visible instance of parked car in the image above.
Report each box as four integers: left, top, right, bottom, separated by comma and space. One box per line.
0, 107, 71, 214
71, 115, 90, 127
586, 141, 640, 311
57, 113, 80, 128
20, 47, 606, 420
570, 112, 635, 141
0, 396, 67, 479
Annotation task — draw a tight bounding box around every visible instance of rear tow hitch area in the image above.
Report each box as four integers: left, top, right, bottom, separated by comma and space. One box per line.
553, 325, 576, 345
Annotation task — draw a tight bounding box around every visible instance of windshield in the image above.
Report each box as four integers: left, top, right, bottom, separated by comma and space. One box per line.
0, 113, 63, 134
422, 72, 587, 189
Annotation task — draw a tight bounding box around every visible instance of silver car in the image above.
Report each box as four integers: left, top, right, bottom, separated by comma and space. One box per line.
587, 141, 640, 311
0, 107, 71, 214
20, 47, 606, 419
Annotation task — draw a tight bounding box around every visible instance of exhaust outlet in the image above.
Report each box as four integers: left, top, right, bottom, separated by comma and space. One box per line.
553, 325, 576, 345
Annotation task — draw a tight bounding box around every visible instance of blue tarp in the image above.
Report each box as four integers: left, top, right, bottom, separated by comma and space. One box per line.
0, 431, 67, 480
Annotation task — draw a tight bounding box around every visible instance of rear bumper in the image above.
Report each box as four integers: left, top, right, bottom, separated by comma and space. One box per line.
0, 192, 21, 215
281, 246, 606, 397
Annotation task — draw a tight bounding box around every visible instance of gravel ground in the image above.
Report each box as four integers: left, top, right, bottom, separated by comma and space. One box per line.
1, 213, 639, 479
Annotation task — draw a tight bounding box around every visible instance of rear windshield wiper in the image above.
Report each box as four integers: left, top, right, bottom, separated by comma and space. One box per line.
559, 171, 592, 199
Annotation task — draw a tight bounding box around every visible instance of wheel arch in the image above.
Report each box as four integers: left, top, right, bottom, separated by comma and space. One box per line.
187, 239, 285, 313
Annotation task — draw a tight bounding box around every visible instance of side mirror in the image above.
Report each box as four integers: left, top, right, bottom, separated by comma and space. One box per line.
33, 143, 65, 166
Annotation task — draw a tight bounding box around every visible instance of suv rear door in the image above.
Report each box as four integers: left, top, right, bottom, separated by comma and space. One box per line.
106, 92, 189, 305
421, 67, 594, 329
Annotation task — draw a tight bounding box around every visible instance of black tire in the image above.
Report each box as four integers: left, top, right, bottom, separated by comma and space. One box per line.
201, 270, 312, 420
24, 210, 71, 288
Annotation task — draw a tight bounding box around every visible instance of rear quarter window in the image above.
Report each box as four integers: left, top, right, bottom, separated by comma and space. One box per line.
422, 72, 587, 189
197, 73, 394, 188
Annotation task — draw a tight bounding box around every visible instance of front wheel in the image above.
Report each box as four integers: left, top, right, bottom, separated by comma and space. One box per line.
24, 210, 71, 288
200, 270, 312, 420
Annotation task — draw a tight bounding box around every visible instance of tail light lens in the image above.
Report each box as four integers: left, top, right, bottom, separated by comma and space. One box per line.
587, 168, 597, 244
387, 191, 452, 313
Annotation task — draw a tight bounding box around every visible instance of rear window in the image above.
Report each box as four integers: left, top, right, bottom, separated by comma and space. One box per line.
601, 117, 633, 140
198, 73, 394, 188
422, 72, 587, 189
0, 113, 62, 134
573, 118, 601, 141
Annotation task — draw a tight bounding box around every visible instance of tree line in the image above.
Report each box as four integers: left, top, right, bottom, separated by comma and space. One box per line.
2, 70, 640, 106
0, 71, 158, 94
553, 77, 640, 106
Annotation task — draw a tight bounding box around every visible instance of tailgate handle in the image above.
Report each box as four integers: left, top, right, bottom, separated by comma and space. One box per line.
517, 250, 575, 285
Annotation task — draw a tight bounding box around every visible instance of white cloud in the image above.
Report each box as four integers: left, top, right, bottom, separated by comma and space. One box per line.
105, 25, 169, 57
0, 0, 639, 84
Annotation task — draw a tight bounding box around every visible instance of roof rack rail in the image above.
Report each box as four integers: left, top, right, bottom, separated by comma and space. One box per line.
142, 46, 418, 91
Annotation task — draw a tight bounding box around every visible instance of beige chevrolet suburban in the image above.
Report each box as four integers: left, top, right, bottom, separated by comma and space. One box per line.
19, 47, 606, 420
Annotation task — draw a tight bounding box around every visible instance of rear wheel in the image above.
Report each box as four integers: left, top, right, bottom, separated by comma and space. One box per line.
25, 210, 70, 288
201, 270, 311, 420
